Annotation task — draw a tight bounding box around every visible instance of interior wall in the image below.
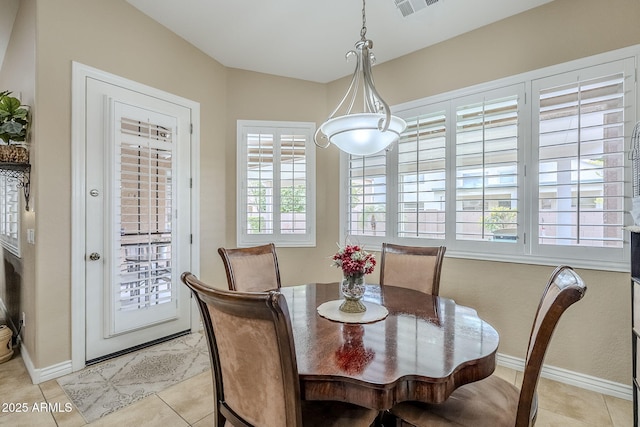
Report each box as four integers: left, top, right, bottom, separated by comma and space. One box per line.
224, 69, 342, 286
33, 0, 227, 368
322, 0, 640, 385
0, 0, 36, 361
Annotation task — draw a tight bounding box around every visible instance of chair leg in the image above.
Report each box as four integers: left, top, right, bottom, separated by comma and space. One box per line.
376, 410, 400, 427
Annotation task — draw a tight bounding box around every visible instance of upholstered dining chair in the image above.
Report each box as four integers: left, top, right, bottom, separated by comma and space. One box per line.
390, 265, 587, 427
180, 272, 378, 427
379, 243, 446, 295
218, 243, 281, 292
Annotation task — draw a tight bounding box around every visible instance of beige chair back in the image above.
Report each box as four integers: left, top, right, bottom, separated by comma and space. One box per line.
181, 272, 301, 426
379, 243, 446, 295
218, 243, 281, 291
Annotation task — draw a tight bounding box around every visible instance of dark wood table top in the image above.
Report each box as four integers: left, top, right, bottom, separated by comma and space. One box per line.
279, 282, 499, 411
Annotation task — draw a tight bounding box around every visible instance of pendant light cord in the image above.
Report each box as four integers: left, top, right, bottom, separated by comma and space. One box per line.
360, 0, 367, 41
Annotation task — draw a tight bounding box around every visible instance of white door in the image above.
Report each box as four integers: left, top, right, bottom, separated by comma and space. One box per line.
84, 77, 192, 362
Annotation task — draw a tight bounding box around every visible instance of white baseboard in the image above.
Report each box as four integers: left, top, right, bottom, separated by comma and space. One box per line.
20, 344, 73, 384
497, 353, 633, 401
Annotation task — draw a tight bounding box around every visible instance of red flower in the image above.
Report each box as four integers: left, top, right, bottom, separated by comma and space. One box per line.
332, 244, 376, 277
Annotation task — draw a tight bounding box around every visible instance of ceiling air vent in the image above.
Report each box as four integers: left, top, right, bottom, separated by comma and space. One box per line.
394, 0, 439, 18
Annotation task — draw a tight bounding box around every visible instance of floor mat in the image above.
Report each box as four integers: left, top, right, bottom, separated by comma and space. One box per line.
57, 332, 210, 423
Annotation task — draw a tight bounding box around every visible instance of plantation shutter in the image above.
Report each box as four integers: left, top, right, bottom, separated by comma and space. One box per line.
238, 121, 316, 247
535, 66, 628, 249
246, 131, 275, 235
0, 175, 19, 256
397, 110, 447, 239
347, 152, 387, 237
280, 133, 308, 234
454, 89, 521, 245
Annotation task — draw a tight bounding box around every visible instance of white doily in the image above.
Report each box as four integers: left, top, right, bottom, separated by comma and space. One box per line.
316, 300, 389, 324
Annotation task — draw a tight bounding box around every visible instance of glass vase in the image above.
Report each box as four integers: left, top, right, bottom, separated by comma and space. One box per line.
339, 273, 367, 313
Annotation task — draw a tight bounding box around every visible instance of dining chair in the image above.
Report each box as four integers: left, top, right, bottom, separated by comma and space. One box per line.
379, 243, 446, 295
180, 272, 378, 427
390, 265, 587, 427
217, 243, 281, 292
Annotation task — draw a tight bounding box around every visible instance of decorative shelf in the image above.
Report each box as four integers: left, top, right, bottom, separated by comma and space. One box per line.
0, 162, 30, 210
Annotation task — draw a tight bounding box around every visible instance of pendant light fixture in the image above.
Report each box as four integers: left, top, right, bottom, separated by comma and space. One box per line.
314, 0, 407, 156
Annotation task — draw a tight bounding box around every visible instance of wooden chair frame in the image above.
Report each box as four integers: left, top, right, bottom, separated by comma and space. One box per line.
514, 265, 586, 425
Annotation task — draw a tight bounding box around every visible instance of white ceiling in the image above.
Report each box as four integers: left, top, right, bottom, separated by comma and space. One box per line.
0, 0, 555, 83
126, 0, 554, 83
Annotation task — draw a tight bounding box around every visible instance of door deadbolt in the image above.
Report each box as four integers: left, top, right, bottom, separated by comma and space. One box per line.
88, 252, 101, 261
89, 189, 99, 197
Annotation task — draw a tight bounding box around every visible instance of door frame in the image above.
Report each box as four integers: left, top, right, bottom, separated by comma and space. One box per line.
71, 62, 201, 371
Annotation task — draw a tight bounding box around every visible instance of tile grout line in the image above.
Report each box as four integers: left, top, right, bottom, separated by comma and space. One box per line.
39, 382, 86, 426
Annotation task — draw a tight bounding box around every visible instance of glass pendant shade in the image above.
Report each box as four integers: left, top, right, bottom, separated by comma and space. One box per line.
320, 113, 406, 156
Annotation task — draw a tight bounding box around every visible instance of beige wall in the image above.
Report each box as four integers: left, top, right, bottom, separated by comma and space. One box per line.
0, 0, 637, 387
225, 69, 342, 287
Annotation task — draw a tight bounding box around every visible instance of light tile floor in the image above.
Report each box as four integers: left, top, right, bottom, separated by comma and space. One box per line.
0, 353, 633, 426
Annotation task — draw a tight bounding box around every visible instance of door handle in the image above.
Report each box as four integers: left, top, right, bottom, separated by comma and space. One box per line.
88, 252, 101, 261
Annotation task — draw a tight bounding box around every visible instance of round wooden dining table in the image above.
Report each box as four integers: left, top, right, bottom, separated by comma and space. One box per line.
278, 282, 500, 411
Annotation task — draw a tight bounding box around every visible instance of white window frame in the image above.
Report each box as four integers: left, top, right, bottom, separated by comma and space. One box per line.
237, 120, 316, 247
340, 45, 639, 272
0, 174, 21, 257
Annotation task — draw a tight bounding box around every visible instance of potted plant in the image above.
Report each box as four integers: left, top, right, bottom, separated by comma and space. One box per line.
0, 91, 29, 163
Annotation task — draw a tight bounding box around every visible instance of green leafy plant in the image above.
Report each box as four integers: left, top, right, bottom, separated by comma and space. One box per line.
483, 206, 517, 233
247, 215, 265, 233
280, 185, 306, 213
248, 182, 267, 212
0, 91, 29, 144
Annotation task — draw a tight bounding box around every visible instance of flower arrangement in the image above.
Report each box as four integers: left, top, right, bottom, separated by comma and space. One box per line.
332, 244, 376, 278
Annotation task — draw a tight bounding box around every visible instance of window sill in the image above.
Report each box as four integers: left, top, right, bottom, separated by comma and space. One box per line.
444, 250, 629, 273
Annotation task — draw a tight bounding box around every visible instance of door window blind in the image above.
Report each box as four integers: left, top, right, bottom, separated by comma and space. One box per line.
118, 117, 174, 311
